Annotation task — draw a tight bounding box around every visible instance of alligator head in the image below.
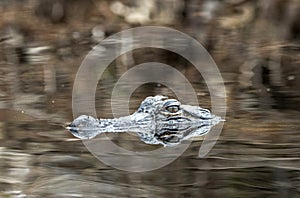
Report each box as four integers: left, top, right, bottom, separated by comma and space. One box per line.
66, 95, 223, 146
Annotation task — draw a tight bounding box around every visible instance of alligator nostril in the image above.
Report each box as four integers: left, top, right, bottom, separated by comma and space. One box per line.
65, 122, 78, 132
64, 122, 73, 127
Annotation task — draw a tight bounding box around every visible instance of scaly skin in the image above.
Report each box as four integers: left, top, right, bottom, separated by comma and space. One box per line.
66, 95, 223, 146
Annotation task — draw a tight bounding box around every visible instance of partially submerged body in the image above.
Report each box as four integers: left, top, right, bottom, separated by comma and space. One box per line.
66, 95, 223, 146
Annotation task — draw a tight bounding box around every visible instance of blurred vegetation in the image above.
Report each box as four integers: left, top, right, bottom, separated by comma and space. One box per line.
0, 0, 299, 114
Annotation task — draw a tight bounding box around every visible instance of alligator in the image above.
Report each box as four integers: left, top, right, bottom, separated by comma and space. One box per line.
66, 95, 223, 146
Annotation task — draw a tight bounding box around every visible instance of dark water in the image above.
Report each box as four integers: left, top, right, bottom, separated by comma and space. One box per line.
1, 1, 300, 197
0, 57, 299, 197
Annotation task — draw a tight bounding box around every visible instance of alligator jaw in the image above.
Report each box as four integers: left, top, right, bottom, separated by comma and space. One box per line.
66, 114, 152, 140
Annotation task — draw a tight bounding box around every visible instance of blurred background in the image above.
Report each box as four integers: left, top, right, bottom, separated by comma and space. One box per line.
0, 0, 299, 197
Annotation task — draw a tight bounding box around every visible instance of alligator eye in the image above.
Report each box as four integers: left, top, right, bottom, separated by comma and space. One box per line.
166, 105, 180, 113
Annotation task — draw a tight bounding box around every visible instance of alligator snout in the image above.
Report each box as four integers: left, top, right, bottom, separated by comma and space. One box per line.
66, 115, 100, 139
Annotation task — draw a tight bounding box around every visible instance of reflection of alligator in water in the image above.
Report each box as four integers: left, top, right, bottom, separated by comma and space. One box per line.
66, 95, 223, 146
